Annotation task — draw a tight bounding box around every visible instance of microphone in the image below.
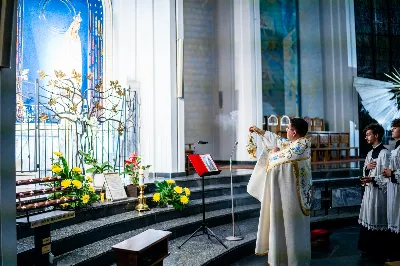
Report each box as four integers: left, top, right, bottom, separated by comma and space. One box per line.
226, 140, 243, 241
230, 141, 238, 158
193, 140, 209, 153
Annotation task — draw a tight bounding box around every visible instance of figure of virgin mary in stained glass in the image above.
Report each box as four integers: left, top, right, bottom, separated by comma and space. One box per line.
55, 12, 83, 87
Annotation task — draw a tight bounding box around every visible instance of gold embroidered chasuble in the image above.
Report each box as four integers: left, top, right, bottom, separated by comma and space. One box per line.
247, 131, 312, 266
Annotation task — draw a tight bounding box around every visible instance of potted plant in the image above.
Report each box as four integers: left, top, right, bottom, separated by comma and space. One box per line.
79, 150, 112, 188
122, 152, 151, 197
152, 179, 190, 210
50, 152, 99, 208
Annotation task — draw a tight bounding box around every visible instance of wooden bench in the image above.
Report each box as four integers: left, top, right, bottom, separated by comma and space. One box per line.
112, 229, 172, 266
16, 173, 76, 266
311, 158, 364, 170
385, 262, 400, 266
312, 147, 359, 162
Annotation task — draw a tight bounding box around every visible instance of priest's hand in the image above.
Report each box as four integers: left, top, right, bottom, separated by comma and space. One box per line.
272, 147, 280, 153
249, 126, 265, 136
361, 176, 373, 183
366, 160, 377, 169
382, 168, 392, 178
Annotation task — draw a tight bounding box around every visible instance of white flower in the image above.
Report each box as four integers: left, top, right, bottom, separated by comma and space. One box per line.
139, 168, 144, 175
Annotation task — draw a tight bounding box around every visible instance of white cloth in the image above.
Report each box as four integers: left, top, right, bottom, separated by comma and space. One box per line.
388, 146, 400, 233
358, 148, 390, 231
248, 131, 312, 266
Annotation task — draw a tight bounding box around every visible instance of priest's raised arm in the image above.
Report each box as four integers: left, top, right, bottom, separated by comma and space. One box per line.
249, 126, 291, 150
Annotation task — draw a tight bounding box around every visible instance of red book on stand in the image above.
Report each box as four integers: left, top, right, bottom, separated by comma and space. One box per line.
187, 154, 221, 177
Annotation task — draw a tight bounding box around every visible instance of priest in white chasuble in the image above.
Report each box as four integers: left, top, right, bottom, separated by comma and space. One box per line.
358, 123, 390, 262
247, 118, 312, 266
382, 119, 400, 261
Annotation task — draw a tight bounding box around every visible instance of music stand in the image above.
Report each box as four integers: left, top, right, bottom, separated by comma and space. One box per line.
178, 154, 228, 249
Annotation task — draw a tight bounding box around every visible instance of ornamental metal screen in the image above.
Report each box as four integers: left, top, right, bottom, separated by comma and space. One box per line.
15, 80, 139, 177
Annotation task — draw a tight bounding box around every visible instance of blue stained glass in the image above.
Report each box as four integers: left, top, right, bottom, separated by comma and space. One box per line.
16, 0, 104, 123
260, 0, 299, 117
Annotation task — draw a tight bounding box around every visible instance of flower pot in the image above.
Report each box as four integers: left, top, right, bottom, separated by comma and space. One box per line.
125, 184, 138, 197
93, 173, 105, 189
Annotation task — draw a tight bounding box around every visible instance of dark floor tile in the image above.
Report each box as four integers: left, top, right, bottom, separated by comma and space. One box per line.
231, 224, 384, 266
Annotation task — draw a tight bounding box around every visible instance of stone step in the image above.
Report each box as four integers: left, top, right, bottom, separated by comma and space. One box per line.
180, 181, 249, 200
161, 172, 251, 192
54, 204, 261, 266
17, 177, 251, 240
17, 192, 259, 264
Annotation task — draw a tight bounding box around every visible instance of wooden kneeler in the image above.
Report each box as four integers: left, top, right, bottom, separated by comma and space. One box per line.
112, 229, 172, 266
385, 262, 400, 266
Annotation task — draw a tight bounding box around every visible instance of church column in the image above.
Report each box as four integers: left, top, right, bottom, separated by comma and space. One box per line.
0, 0, 17, 263
152, 0, 184, 176
319, 0, 359, 149
232, 0, 263, 161
113, 0, 185, 176
320, 0, 358, 132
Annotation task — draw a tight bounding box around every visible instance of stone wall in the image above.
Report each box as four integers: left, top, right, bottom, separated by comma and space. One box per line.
183, 0, 216, 156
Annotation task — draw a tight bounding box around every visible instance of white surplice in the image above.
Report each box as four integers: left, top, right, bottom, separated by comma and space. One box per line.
388, 145, 400, 233
248, 131, 312, 266
358, 146, 390, 231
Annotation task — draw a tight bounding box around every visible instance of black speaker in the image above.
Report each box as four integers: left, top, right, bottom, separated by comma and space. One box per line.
0, 0, 16, 69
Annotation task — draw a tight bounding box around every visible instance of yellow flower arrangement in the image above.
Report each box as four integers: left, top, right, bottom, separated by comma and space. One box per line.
50, 153, 99, 207
152, 180, 190, 210
85, 175, 93, 183
61, 179, 72, 188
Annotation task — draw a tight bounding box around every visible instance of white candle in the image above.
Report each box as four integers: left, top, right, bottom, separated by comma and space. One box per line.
139, 174, 144, 186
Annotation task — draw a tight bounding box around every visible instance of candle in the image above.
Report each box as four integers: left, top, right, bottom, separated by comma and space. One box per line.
139, 174, 145, 186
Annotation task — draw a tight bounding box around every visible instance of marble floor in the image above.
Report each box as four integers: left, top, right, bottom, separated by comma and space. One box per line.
231, 225, 384, 266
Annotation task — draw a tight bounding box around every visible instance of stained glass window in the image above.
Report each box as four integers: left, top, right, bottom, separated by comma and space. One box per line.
16, 0, 104, 123
259, 0, 300, 117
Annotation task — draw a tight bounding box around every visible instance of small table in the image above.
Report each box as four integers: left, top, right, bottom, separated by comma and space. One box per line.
112, 229, 172, 266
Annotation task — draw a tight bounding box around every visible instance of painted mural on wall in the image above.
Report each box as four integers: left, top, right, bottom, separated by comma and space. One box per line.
16, 0, 104, 123
260, 0, 299, 117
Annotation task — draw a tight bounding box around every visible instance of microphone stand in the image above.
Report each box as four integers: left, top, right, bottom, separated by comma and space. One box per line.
226, 142, 243, 241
